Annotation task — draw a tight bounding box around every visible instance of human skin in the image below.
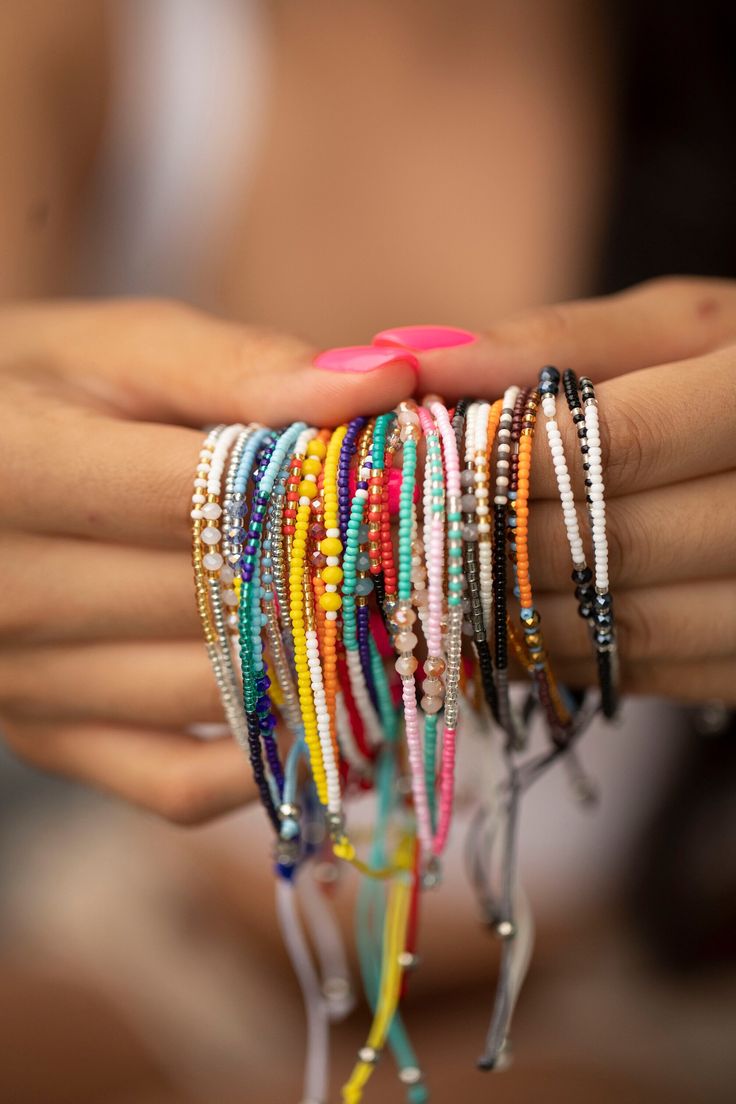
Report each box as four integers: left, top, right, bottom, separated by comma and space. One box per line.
1, 278, 734, 829
0, 4, 732, 822
415, 276, 736, 704
0, 298, 417, 823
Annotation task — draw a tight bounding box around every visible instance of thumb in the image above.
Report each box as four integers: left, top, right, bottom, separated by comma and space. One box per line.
6, 298, 417, 427
402, 277, 736, 400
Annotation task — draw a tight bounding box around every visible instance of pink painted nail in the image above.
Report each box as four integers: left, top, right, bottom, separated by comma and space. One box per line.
314, 344, 419, 373
373, 325, 477, 351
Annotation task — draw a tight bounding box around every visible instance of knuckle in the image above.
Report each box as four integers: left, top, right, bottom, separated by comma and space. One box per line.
141, 432, 195, 546
227, 325, 309, 383
640, 274, 704, 298
605, 498, 650, 588
601, 389, 652, 493
615, 594, 656, 662
501, 303, 575, 350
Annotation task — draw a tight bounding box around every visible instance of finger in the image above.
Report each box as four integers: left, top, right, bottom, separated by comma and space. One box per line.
7, 345, 418, 547
528, 347, 736, 498
553, 657, 736, 706
527, 472, 736, 590
0, 536, 198, 645
0, 641, 226, 727
2, 720, 256, 825
537, 579, 736, 663
1, 298, 418, 427
5, 391, 203, 546
416, 276, 736, 396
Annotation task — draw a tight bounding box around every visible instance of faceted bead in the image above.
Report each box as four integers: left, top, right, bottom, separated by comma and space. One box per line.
320, 537, 343, 556
421, 695, 443, 714
355, 578, 374, 596
422, 678, 443, 696
462, 523, 479, 541
201, 526, 221, 545
201, 502, 222, 520
395, 631, 418, 651
395, 655, 418, 676
222, 589, 239, 607
202, 551, 224, 571
319, 592, 342, 612
394, 606, 417, 626
321, 565, 343, 585
424, 656, 446, 677
460, 494, 477, 513
310, 551, 327, 569
220, 565, 235, 584
309, 522, 325, 540
460, 469, 475, 488
356, 553, 371, 571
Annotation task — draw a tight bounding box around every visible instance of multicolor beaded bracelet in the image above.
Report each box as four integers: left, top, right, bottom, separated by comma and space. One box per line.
189, 363, 621, 1102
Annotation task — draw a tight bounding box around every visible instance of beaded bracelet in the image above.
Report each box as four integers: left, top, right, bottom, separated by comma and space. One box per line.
417, 405, 446, 831
460, 400, 499, 722
492, 387, 522, 745
428, 399, 464, 856
188, 364, 620, 1101
562, 371, 619, 718
508, 388, 572, 739
191, 424, 260, 767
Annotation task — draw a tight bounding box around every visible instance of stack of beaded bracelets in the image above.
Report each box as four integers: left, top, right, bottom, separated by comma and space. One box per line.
190, 368, 618, 1103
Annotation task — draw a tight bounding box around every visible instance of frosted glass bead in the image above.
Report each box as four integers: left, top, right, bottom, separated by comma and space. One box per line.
421, 695, 443, 714
395, 655, 418, 677
202, 551, 224, 571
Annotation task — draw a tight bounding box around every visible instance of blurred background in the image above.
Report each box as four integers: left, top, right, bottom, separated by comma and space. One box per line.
0, 2, 735, 1101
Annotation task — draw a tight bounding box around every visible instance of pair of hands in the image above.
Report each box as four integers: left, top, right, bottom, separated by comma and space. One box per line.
1, 278, 734, 824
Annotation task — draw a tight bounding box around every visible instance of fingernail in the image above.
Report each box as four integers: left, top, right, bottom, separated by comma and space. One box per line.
314, 344, 419, 373
373, 325, 477, 351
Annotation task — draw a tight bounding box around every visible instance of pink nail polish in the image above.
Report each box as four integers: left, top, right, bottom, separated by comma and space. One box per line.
314, 344, 419, 373
373, 325, 477, 351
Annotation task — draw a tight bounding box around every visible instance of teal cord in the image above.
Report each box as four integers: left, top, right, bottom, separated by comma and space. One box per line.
424, 713, 438, 831
356, 748, 429, 1102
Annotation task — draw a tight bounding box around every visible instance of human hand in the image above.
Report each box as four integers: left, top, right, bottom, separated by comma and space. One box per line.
412, 277, 736, 704
0, 299, 417, 821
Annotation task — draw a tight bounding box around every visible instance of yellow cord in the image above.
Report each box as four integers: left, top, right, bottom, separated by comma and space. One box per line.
341, 834, 414, 1103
